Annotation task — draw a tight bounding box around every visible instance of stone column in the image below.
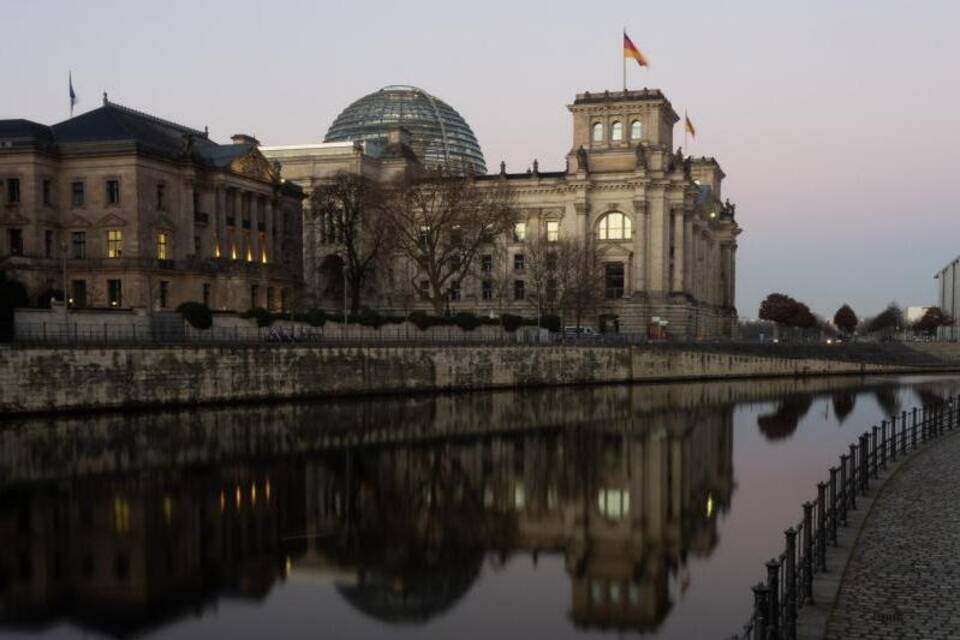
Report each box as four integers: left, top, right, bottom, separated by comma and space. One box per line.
183, 178, 195, 257
265, 198, 274, 264
216, 186, 226, 258
671, 209, 685, 293
632, 199, 647, 293
646, 190, 667, 293
250, 193, 260, 263
684, 217, 694, 296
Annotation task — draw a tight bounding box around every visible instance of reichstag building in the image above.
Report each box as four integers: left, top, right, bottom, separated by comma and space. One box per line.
262, 83, 740, 339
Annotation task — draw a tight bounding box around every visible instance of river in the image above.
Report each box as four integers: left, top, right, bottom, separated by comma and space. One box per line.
2, 374, 959, 639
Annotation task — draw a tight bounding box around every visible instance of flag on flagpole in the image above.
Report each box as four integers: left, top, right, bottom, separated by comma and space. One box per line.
623, 32, 649, 67
685, 113, 696, 138
69, 72, 77, 116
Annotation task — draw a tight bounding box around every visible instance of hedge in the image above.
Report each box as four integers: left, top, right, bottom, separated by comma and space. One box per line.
176, 302, 213, 330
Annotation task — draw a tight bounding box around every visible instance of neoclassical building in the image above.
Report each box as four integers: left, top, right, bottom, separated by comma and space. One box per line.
0, 96, 304, 313
263, 85, 741, 338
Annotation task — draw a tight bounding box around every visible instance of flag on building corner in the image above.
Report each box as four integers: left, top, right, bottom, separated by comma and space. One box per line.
623, 32, 648, 67
69, 72, 77, 116
685, 113, 696, 138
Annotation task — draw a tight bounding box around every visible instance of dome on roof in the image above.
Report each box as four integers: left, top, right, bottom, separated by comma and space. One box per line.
324, 85, 486, 175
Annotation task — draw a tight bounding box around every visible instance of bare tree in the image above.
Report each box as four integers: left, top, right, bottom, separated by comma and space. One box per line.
522, 236, 563, 321
383, 169, 516, 315
556, 238, 603, 329
310, 172, 391, 315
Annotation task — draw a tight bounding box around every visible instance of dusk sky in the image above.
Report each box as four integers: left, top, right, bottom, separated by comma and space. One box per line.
5, 0, 958, 320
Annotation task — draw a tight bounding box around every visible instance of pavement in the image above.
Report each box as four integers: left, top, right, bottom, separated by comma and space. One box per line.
824, 429, 960, 639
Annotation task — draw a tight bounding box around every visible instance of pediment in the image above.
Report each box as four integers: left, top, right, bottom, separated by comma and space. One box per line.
64, 214, 92, 228
94, 213, 128, 228
230, 149, 280, 183
0, 211, 31, 226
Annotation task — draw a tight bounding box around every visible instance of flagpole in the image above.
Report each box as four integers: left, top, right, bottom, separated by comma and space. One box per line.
622, 29, 626, 92
684, 110, 688, 152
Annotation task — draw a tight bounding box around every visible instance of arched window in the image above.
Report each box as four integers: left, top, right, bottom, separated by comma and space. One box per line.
611, 121, 623, 142
597, 212, 633, 240
630, 120, 642, 140
591, 122, 604, 143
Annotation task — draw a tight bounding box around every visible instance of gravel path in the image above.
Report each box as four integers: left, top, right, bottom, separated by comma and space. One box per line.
825, 430, 960, 639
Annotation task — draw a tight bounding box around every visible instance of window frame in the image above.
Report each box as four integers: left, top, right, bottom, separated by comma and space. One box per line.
105, 179, 121, 206
106, 229, 123, 258
71, 181, 84, 208
630, 120, 642, 140
71, 231, 86, 259
591, 122, 604, 143
610, 121, 623, 142
546, 220, 560, 242
597, 212, 633, 241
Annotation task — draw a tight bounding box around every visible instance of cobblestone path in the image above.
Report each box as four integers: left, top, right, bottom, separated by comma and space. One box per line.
825, 431, 960, 639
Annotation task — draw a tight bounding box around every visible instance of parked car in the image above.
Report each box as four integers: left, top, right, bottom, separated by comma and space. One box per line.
563, 326, 599, 339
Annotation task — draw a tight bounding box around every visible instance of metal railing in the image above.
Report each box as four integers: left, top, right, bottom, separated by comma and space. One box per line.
7, 321, 655, 348
732, 396, 958, 639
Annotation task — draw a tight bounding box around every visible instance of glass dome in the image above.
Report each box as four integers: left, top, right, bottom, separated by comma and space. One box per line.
324, 85, 486, 175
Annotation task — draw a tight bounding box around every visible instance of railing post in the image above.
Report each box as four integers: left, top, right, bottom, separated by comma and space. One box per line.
802, 501, 814, 604
889, 415, 897, 463
753, 583, 770, 640
880, 420, 887, 470
922, 406, 928, 443
766, 558, 781, 640
848, 444, 859, 510
784, 528, 797, 640
871, 426, 879, 478
912, 407, 918, 449
829, 467, 838, 545
901, 410, 908, 455
859, 434, 869, 495
839, 455, 849, 526
816, 483, 828, 572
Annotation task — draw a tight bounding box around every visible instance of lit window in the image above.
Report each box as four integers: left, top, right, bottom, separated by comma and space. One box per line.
611, 121, 623, 142
630, 120, 642, 139
597, 488, 630, 520
156, 232, 168, 259
597, 213, 632, 240
546, 221, 559, 242
514, 483, 526, 509
513, 222, 526, 243
106, 229, 122, 257
591, 122, 603, 143
113, 497, 130, 534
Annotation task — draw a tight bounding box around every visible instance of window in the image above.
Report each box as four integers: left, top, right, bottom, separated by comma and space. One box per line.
481, 254, 493, 273
611, 121, 623, 142
202, 283, 211, 307
44, 230, 53, 258
630, 120, 642, 140
6, 178, 20, 204
597, 488, 630, 520
591, 122, 603, 143
71, 280, 87, 307
514, 253, 525, 272
194, 235, 201, 254
597, 212, 633, 240
71, 181, 84, 207
514, 279, 525, 300
156, 183, 166, 210
8, 229, 23, 256
106, 179, 120, 205
106, 229, 122, 257
605, 262, 625, 299
482, 280, 493, 301
42, 179, 52, 206
158, 281, 169, 309
513, 222, 526, 243
108, 279, 122, 307
71, 231, 86, 259
267, 287, 275, 311
546, 221, 559, 242
250, 284, 258, 309
156, 232, 169, 259
449, 282, 461, 302
281, 288, 288, 313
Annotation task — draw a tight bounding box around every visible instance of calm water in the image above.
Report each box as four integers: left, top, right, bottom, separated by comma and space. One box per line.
2, 374, 960, 640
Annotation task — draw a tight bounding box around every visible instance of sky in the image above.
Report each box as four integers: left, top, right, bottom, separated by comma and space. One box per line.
4, 0, 959, 320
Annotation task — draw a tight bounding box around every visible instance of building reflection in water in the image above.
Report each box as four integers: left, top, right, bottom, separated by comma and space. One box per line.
2, 377, 954, 637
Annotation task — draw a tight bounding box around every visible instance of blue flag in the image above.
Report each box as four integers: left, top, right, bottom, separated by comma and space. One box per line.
69, 72, 77, 115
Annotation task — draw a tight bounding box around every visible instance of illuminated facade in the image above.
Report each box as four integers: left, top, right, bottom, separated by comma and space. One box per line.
0, 96, 304, 312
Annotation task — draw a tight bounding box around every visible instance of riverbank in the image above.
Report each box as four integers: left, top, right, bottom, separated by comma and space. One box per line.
0, 343, 948, 416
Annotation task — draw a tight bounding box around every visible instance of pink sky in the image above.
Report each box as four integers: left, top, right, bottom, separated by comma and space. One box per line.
4, 0, 958, 320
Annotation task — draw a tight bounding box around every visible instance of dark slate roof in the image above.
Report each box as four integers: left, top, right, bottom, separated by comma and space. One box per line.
0, 118, 55, 143
197, 143, 255, 168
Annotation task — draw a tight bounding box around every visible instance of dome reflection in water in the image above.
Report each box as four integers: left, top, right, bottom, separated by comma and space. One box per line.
1, 375, 959, 639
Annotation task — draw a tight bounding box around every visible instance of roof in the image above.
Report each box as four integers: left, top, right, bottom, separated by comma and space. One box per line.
0, 99, 282, 181
573, 89, 667, 105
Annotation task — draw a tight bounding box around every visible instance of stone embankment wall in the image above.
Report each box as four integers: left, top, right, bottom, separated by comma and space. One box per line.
0, 345, 907, 415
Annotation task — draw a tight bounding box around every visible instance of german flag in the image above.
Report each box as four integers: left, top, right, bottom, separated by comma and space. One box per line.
685, 113, 696, 138
623, 32, 648, 67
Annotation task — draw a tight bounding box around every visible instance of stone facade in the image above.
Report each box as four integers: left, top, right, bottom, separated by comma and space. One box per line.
0, 98, 304, 313
263, 88, 741, 339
